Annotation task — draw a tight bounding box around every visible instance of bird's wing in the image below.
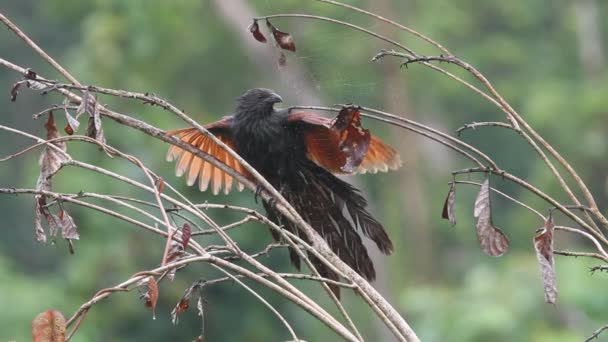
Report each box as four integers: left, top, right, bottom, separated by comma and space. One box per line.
165, 116, 248, 194
289, 110, 401, 174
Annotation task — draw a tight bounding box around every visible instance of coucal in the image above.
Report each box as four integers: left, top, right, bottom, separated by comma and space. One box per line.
166, 88, 401, 294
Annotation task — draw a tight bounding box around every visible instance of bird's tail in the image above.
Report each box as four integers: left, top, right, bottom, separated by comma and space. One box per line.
264, 161, 393, 296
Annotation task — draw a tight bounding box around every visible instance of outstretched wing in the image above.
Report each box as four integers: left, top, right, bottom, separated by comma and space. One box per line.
289, 110, 401, 174
166, 116, 248, 194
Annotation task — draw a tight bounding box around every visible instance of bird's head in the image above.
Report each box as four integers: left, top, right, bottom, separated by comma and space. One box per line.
235, 88, 283, 116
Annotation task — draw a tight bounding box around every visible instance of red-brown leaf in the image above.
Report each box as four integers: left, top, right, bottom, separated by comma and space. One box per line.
32, 309, 66, 342
266, 20, 296, 52
143, 276, 159, 319
442, 182, 456, 226
534, 215, 557, 304
10, 81, 23, 102
64, 125, 74, 135
182, 223, 191, 250
171, 280, 204, 325
331, 106, 371, 173
473, 178, 509, 257
156, 177, 165, 193
249, 20, 267, 43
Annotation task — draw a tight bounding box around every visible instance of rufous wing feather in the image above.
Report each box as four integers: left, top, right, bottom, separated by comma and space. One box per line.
166, 118, 248, 194
290, 110, 401, 174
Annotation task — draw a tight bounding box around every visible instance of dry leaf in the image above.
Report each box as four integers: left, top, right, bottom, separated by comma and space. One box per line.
10, 81, 23, 102
34, 198, 47, 243
442, 182, 456, 226
266, 20, 296, 52
156, 177, 165, 193
473, 178, 509, 257
249, 20, 267, 43
58, 208, 79, 240
182, 223, 191, 250
533, 215, 557, 304
37, 113, 68, 192
171, 280, 204, 325
31, 310, 66, 342
142, 276, 159, 319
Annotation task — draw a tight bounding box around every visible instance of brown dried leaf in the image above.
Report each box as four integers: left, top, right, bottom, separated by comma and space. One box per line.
171, 280, 204, 325
142, 276, 159, 319
10, 81, 24, 102
182, 223, 191, 250
249, 20, 267, 43
266, 20, 296, 52
473, 178, 509, 257
156, 177, 165, 193
331, 106, 371, 173
58, 208, 80, 240
34, 199, 47, 243
80, 91, 105, 144
47, 213, 60, 238
442, 182, 456, 226
31, 309, 66, 342
37, 113, 68, 193
534, 215, 557, 304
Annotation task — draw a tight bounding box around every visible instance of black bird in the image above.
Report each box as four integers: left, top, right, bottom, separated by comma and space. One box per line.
166, 88, 401, 294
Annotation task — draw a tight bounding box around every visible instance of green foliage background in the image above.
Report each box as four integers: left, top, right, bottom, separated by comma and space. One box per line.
1, 1, 608, 341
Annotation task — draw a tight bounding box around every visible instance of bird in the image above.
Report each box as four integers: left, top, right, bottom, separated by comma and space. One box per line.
166, 88, 401, 295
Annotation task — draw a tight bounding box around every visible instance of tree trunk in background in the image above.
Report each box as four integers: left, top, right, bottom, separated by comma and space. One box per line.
368, 0, 434, 284
573, 0, 608, 213
573, 0, 605, 79
366, 0, 435, 340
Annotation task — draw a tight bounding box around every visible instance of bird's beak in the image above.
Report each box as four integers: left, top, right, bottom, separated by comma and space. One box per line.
270, 93, 283, 103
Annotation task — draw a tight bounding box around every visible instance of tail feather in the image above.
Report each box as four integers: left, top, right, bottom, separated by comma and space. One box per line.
263, 161, 393, 297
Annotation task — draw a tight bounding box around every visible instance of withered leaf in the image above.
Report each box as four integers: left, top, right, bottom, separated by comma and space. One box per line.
79, 91, 106, 144
141, 276, 159, 319
64, 125, 74, 135
31, 309, 66, 342
331, 106, 371, 173
249, 20, 267, 43
34, 113, 69, 242
442, 182, 456, 226
182, 223, 191, 250
64, 105, 80, 134
58, 208, 80, 240
47, 213, 60, 238
34, 198, 47, 243
473, 178, 509, 257
266, 20, 296, 52
156, 177, 165, 193
10, 81, 23, 102
37, 112, 68, 192
166, 240, 184, 281
534, 215, 557, 304
171, 280, 204, 325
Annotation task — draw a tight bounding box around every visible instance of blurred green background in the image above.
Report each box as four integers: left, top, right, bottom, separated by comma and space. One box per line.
2, 1, 608, 341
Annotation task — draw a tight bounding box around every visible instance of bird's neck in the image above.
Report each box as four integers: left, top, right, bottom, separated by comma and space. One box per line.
232, 106, 287, 133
